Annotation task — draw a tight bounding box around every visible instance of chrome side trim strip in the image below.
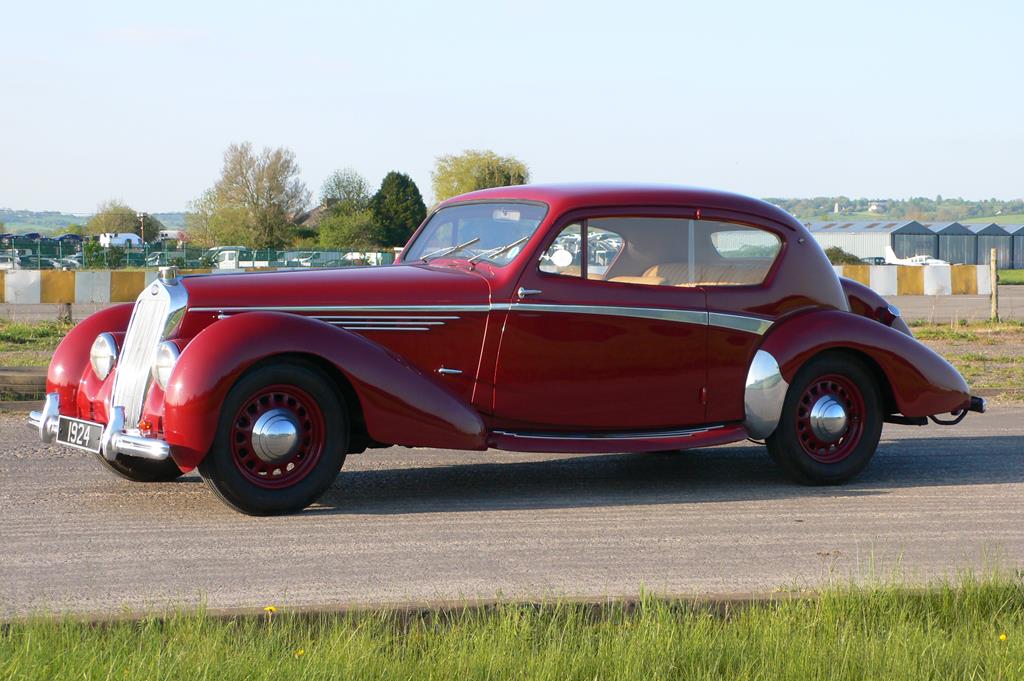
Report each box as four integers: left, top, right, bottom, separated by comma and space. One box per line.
493, 424, 724, 441
709, 312, 773, 336
329, 325, 432, 331
191, 305, 490, 313
507, 303, 709, 327
200, 303, 771, 335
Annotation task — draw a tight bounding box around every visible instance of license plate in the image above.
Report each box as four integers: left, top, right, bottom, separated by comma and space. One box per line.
56, 416, 103, 453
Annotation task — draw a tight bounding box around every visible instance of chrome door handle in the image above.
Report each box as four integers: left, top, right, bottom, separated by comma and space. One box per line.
517, 287, 542, 298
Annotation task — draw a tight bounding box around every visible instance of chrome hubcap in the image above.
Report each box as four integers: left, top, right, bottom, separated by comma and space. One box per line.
250, 409, 300, 463
808, 396, 848, 443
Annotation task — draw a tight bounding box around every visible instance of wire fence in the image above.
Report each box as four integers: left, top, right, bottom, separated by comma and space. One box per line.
0, 238, 397, 270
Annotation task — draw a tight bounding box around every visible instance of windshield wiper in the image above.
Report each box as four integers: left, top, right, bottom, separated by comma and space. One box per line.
419, 237, 481, 262
467, 235, 531, 263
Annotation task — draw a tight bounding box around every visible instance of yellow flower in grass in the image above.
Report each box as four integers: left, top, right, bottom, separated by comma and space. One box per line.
294, 649, 305, 659
263, 605, 278, 614
999, 633, 1008, 641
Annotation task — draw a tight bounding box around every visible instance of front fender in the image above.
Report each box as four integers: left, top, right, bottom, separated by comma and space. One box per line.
759, 309, 969, 417
46, 304, 134, 414
163, 312, 487, 470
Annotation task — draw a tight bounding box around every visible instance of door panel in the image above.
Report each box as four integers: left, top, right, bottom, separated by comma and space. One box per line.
493, 269, 707, 430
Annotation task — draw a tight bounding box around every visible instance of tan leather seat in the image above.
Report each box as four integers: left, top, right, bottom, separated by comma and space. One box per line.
643, 262, 690, 285
607, 275, 668, 286
643, 261, 767, 287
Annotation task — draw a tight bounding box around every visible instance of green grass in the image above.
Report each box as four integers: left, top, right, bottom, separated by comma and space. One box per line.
2, 578, 1022, 680
0, 319, 71, 352
0, 319, 71, 368
964, 214, 1024, 224
999, 270, 1024, 285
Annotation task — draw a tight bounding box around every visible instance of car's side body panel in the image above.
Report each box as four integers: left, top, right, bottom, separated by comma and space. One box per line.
162, 312, 488, 471
759, 309, 970, 417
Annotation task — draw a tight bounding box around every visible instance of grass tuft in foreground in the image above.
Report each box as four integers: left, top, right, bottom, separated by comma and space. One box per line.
2, 577, 1022, 680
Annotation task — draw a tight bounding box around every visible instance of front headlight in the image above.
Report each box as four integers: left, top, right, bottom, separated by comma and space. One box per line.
89, 333, 118, 380
151, 341, 180, 390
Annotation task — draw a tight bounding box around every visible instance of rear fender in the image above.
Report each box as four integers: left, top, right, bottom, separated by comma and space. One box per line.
758, 309, 969, 418
163, 312, 487, 470
46, 304, 133, 414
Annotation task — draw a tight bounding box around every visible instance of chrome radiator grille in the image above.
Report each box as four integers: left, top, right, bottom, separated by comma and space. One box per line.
111, 294, 170, 426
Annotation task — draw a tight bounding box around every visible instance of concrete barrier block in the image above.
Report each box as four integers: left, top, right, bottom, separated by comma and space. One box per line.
841, 265, 870, 286
923, 265, 952, 296
868, 266, 897, 296
950, 265, 977, 294
977, 266, 992, 295
896, 266, 924, 295
75, 271, 111, 304
832, 265, 844, 278
110, 271, 146, 302
40, 271, 76, 303
144, 271, 158, 285
5, 270, 41, 304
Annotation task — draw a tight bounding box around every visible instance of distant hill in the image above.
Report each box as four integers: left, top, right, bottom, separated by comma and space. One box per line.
768, 197, 1024, 223
0, 209, 186, 234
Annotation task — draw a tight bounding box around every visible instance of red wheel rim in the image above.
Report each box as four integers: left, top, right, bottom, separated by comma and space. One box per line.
229, 384, 325, 489
795, 373, 864, 464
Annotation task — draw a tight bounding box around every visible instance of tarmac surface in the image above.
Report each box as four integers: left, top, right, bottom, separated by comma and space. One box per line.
1, 408, 1021, 617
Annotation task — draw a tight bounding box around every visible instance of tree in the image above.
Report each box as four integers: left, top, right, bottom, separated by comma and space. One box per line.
824, 246, 863, 265
319, 209, 383, 250
431, 149, 530, 203
62, 223, 85, 236
370, 172, 426, 247
187, 142, 310, 249
320, 168, 371, 211
86, 200, 162, 242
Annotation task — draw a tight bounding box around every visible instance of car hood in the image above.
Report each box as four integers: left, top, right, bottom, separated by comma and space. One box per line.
180, 264, 492, 311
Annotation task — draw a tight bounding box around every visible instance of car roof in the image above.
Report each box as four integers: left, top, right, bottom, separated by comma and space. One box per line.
436, 183, 802, 230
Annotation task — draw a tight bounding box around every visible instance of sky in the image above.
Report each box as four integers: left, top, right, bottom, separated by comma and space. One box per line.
1, 0, 1022, 213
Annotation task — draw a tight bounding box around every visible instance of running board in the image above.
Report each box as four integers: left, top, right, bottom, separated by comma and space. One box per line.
487, 423, 748, 454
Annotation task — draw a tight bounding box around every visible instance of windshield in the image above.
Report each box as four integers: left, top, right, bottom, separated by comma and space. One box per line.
403, 202, 547, 266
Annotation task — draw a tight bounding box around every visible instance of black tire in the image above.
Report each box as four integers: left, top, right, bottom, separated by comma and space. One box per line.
198, 360, 348, 515
94, 452, 185, 482
767, 352, 883, 485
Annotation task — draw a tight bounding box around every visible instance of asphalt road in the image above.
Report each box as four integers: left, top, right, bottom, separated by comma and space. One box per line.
886, 285, 1024, 322
1, 409, 1021, 617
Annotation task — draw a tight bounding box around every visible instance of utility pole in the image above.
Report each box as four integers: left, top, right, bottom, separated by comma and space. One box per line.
137, 212, 147, 243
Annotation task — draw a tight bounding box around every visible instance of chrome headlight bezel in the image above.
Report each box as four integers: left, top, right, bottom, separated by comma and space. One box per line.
89, 333, 118, 380
151, 341, 180, 391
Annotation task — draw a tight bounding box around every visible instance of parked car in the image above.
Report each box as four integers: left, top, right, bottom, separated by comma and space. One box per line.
0, 254, 20, 270
30, 184, 984, 515
860, 257, 887, 265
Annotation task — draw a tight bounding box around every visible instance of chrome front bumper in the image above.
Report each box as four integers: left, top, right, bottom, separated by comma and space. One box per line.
28, 392, 170, 461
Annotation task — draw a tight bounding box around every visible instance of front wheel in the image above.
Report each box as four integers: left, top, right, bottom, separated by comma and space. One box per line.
767, 353, 883, 485
199, 360, 348, 515
94, 453, 185, 482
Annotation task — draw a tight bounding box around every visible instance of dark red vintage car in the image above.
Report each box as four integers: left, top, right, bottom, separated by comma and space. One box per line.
30, 184, 984, 514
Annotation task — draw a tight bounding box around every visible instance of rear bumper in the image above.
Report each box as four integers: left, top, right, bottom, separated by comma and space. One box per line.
28, 392, 171, 461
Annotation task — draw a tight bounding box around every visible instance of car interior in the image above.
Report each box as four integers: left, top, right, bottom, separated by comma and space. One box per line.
540, 217, 781, 287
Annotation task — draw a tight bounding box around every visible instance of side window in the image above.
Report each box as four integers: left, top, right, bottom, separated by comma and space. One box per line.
537, 217, 781, 287
539, 223, 582, 276
697, 222, 781, 286
586, 227, 624, 280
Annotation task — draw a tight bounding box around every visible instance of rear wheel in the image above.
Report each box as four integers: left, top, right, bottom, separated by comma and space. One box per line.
199, 360, 348, 515
767, 353, 882, 485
